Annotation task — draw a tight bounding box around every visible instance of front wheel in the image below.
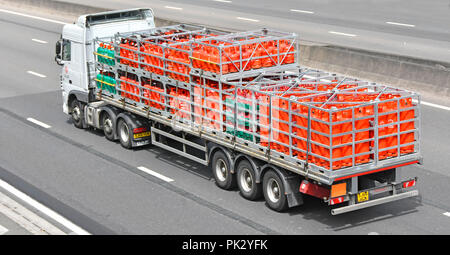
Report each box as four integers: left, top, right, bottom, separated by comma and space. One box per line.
70, 99, 85, 129
263, 170, 288, 212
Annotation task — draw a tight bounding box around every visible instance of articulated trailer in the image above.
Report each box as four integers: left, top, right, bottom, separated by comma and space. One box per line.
55, 8, 422, 215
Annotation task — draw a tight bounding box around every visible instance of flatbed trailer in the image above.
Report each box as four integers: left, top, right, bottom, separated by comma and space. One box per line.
56, 8, 421, 215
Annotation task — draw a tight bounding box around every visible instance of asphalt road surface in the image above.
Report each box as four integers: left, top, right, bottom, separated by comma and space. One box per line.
55, 0, 450, 63
0, 7, 450, 235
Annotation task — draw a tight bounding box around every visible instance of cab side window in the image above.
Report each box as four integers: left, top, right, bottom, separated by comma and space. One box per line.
62, 39, 71, 61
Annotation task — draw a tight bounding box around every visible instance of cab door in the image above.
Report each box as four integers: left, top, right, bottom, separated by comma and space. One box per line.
57, 24, 88, 106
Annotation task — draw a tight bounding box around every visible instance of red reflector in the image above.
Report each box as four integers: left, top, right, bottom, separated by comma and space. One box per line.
299, 180, 330, 199
402, 180, 416, 188
133, 127, 147, 133
329, 196, 345, 205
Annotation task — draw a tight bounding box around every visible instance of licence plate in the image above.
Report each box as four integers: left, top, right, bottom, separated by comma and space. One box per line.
133, 131, 151, 139
357, 191, 369, 203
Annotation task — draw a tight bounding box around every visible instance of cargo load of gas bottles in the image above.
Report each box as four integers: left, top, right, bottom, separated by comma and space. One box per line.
93, 24, 420, 171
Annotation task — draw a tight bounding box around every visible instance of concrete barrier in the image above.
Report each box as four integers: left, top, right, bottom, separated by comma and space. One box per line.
301, 45, 450, 100
3, 0, 449, 101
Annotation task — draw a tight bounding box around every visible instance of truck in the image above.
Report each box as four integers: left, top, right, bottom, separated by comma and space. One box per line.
55, 8, 422, 215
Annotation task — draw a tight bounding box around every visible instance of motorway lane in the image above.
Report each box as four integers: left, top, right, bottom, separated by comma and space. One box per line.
55, 0, 450, 63
0, 15, 62, 98
1, 8, 450, 235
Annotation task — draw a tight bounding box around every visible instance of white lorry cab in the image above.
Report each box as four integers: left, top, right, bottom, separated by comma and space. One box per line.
55, 8, 155, 129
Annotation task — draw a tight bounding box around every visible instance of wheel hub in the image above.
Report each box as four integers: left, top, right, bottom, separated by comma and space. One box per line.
72, 107, 80, 121
215, 159, 227, 182
267, 179, 281, 203
104, 118, 112, 134
240, 168, 253, 192
120, 123, 129, 143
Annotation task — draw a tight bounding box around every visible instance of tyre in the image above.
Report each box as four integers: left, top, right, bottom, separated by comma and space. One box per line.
70, 99, 85, 129
211, 150, 236, 190
262, 169, 288, 212
102, 112, 115, 141
237, 159, 262, 200
117, 119, 132, 149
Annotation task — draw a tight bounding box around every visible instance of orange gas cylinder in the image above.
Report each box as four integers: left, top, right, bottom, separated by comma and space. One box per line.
169, 88, 191, 120
268, 41, 278, 67
230, 46, 241, 72
252, 45, 263, 69
258, 96, 270, 147
169, 88, 179, 113
271, 97, 290, 153
221, 54, 229, 74
150, 86, 165, 110
119, 42, 130, 65
354, 105, 373, 164
285, 40, 295, 64
143, 45, 152, 73
242, 45, 252, 71
279, 40, 289, 65
205, 83, 221, 129
194, 85, 205, 124
178, 90, 191, 121
399, 97, 415, 154
143, 84, 151, 106
261, 41, 271, 68
380, 94, 399, 158
292, 103, 308, 145
127, 78, 139, 102
201, 46, 211, 71
127, 41, 139, 68
192, 46, 201, 69
155, 46, 164, 75
120, 76, 129, 99
210, 48, 220, 73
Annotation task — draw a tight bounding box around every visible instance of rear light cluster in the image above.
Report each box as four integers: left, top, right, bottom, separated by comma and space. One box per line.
133, 127, 147, 133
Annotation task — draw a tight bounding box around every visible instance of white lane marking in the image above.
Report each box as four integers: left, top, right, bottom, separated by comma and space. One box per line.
137, 166, 174, 183
420, 101, 450, 111
213, 0, 232, 2
290, 9, 315, 14
27, 71, 46, 78
164, 6, 183, 10
26, 118, 52, 129
368, 232, 379, 235
0, 191, 65, 235
0, 178, 90, 235
443, 212, 450, 217
0, 225, 8, 235
32, 39, 48, 44
386, 21, 415, 28
237, 17, 259, 22
0, 9, 68, 25
328, 31, 357, 37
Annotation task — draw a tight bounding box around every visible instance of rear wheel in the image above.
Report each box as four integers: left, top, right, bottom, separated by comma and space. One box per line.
118, 119, 132, 149
211, 150, 236, 190
263, 170, 288, 212
70, 99, 84, 129
102, 112, 115, 141
237, 159, 262, 200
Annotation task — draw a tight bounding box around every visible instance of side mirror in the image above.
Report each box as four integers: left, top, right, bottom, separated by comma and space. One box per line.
55, 40, 63, 66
